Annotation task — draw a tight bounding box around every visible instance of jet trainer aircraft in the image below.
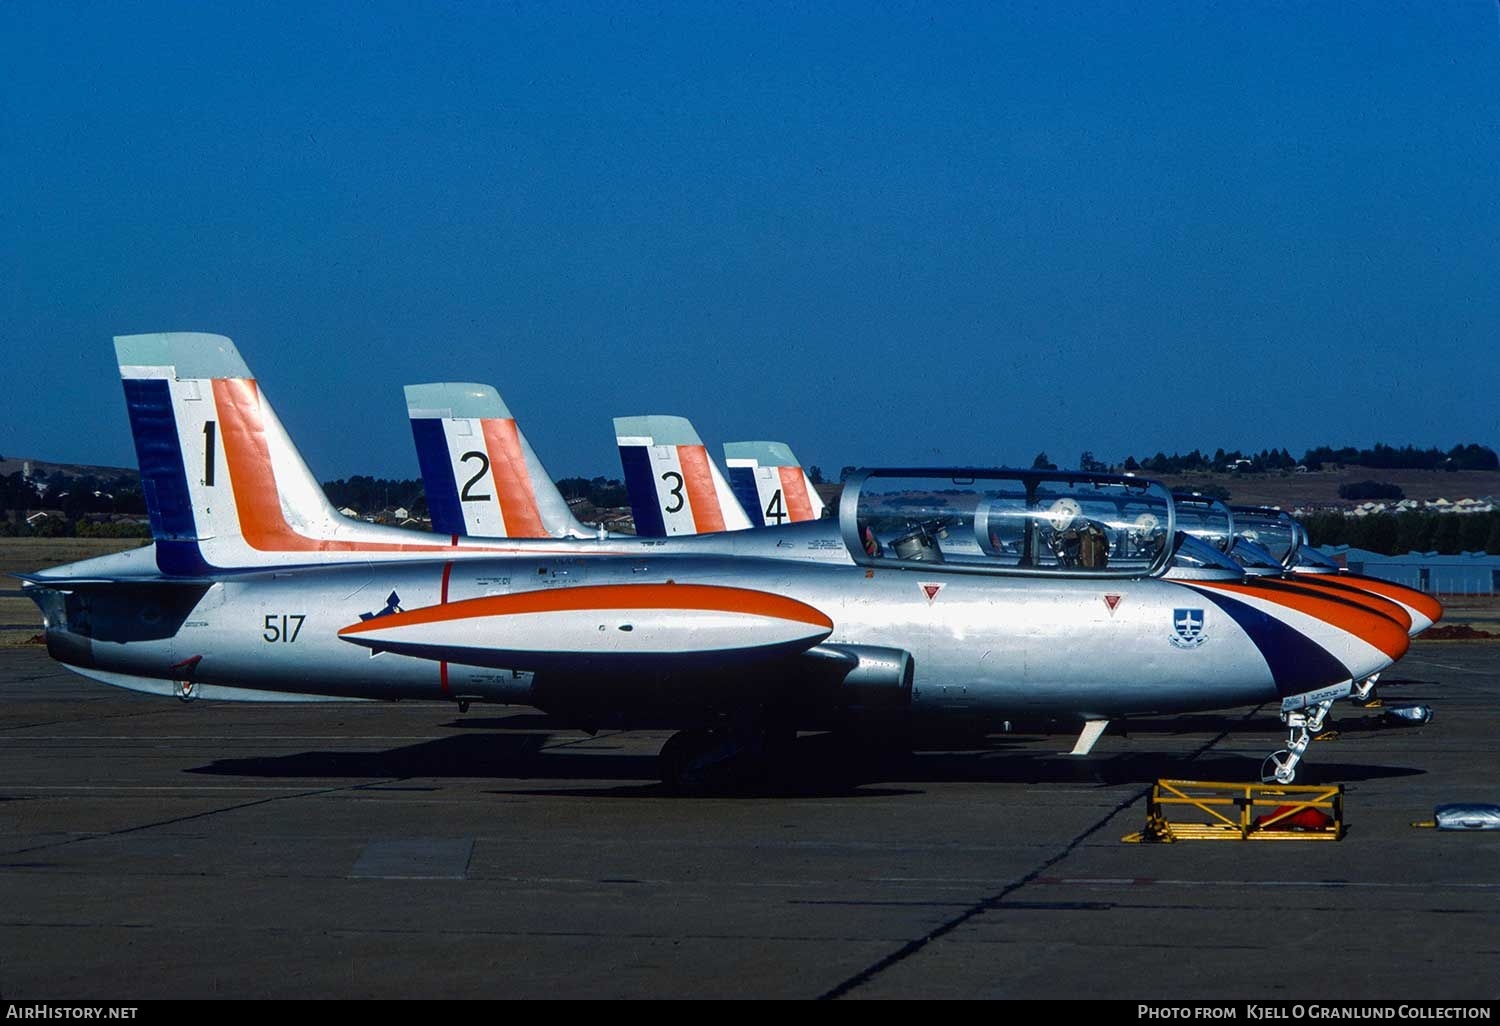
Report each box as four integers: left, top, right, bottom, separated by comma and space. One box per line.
413, 380, 1422, 780
22, 334, 1412, 790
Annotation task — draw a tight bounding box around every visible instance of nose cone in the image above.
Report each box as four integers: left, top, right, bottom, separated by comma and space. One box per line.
1178, 578, 1410, 698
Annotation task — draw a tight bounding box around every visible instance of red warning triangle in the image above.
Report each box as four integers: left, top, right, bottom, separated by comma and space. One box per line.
921, 582, 944, 603
1103, 594, 1122, 614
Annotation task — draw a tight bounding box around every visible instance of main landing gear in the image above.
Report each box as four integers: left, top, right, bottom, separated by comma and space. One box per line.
658, 722, 796, 796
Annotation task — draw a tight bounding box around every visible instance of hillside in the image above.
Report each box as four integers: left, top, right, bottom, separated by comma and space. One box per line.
0, 457, 139, 483
1128, 467, 1500, 510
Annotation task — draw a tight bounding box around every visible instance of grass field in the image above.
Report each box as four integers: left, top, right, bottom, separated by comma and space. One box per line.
0, 538, 147, 645
1145, 467, 1500, 509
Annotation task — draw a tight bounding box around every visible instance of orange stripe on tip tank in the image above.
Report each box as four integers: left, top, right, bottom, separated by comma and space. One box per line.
338, 583, 835, 634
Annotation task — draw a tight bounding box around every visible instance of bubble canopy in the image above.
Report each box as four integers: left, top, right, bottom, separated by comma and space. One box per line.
838, 468, 1175, 578
1232, 506, 1301, 569
1173, 494, 1236, 553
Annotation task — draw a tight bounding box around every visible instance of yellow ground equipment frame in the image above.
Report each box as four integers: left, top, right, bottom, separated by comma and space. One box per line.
1124, 779, 1344, 842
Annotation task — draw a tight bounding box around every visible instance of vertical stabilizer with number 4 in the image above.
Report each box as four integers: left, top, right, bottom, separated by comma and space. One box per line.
724, 440, 828, 528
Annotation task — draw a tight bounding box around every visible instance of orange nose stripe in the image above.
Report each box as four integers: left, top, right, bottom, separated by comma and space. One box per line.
1278, 576, 1413, 633
1188, 578, 1410, 663
1335, 574, 1444, 626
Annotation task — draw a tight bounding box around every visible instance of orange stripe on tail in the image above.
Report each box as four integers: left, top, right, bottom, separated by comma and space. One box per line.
481, 418, 547, 538
678, 445, 726, 534
778, 466, 814, 521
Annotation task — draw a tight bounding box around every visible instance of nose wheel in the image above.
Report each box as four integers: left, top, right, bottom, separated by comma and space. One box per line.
1261, 698, 1336, 784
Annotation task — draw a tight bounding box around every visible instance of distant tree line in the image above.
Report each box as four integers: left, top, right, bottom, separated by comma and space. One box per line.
0, 470, 151, 538
1114, 442, 1497, 475
1301, 442, 1497, 472
321, 476, 427, 516
1303, 510, 1500, 556
1338, 481, 1405, 501
556, 477, 630, 509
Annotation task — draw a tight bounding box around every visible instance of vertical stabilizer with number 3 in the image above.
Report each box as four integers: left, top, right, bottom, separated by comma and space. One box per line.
614, 415, 753, 537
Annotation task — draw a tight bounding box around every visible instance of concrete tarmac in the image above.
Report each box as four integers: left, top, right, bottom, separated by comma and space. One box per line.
1, 642, 1497, 1000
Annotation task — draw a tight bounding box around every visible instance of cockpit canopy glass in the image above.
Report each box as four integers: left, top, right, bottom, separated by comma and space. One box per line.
1230, 538, 1287, 573
1232, 507, 1300, 568
1173, 494, 1235, 553
1293, 523, 1341, 570
841, 469, 1174, 577
1172, 532, 1246, 572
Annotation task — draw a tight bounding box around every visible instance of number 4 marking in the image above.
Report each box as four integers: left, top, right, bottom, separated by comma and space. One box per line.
765, 488, 786, 525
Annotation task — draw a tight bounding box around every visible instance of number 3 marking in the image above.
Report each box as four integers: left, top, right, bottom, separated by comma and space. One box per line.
661, 471, 685, 513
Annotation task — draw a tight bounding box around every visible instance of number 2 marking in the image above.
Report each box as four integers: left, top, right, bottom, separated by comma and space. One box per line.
460, 450, 492, 502
661, 471, 685, 513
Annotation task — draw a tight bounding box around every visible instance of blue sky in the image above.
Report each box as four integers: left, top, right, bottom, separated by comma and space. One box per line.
3, 2, 1498, 481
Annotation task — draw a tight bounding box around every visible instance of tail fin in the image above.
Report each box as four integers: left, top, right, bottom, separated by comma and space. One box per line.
405, 383, 592, 539
723, 441, 829, 527
613, 415, 753, 537
116, 332, 467, 572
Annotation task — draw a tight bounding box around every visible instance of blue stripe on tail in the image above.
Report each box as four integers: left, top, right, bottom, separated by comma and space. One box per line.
410, 418, 465, 537
726, 466, 766, 528
121, 378, 213, 575
617, 445, 667, 538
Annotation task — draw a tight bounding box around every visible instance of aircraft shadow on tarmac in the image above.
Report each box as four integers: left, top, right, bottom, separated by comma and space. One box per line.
185, 723, 1423, 796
